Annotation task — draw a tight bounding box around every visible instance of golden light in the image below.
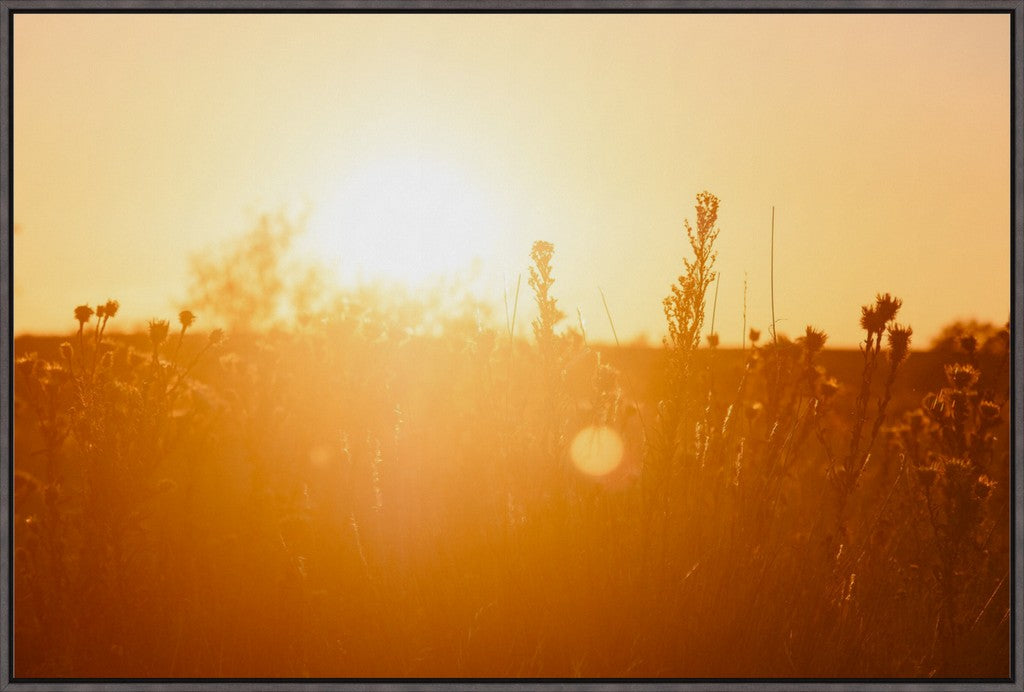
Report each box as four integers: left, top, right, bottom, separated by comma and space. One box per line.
570, 425, 624, 477
302, 154, 500, 288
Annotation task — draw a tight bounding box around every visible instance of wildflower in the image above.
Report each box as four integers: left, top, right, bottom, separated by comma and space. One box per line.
800, 326, 827, 355
748, 328, 761, 344
874, 293, 902, 325
74, 305, 94, 325
944, 363, 980, 390
149, 319, 170, 347
859, 306, 883, 335
103, 300, 120, 318
529, 240, 565, 356
179, 310, 196, 329
15, 355, 37, 381
887, 324, 913, 365
209, 328, 225, 346
978, 400, 1001, 425
942, 456, 973, 486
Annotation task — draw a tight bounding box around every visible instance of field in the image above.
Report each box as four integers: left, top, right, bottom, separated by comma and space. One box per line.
11, 199, 1012, 678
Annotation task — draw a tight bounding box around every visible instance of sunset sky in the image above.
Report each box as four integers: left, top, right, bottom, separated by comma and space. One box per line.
13, 12, 1010, 346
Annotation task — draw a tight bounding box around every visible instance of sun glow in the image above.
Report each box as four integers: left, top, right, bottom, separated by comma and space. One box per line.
301, 155, 501, 288
571, 426, 624, 477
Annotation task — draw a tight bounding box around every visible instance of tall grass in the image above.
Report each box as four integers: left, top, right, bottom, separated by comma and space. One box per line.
11, 193, 1010, 678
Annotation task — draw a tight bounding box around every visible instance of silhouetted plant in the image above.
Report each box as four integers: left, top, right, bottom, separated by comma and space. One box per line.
186, 212, 303, 333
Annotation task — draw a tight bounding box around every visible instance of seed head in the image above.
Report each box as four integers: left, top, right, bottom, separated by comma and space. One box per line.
942, 456, 973, 486
103, 300, 119, 318
860, 306, 883, 335
208, 328, 225, 346
978, 400, 1001, 425
874, 293, 902, 325
179, 310, 197, 329
748, 328, 761, 344
15, 355, 37, 380
706, 333, 719, 348
887, 324, 913, 364
148, 319, 170, 347
800, 326, 827, 355
74, 305, 94, 325
944, 363, 980, 390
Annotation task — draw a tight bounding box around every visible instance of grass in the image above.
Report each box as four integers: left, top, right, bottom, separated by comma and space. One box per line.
11, 192, 1011, 678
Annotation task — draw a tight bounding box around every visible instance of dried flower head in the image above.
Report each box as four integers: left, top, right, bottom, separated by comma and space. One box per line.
800, 326, 827, 355
944, 363, 980, 390
149, 319, 170, 347
959, 334, 977, 356
874, 293, 902, 325
15, 354, 37, 380
74, 305, 94, 325
941, 456, 974, 486
978, 400, 1001, 425
748, 328, 761, 344
209, 328, 225, 346
860, 306, 883, 335
528, 240, 565, 354
887, 324, 913, 364
103, 300, 120, 318
706, 333, 720, 348
179, 310, 197, 329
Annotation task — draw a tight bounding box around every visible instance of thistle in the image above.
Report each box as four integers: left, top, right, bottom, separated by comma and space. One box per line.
74, 305, 94, 326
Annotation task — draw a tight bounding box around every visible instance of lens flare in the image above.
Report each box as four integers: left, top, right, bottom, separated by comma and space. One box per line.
570, 425, 624, 477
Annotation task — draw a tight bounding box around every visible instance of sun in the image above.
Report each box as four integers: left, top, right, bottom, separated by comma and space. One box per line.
301, 154, 500, 288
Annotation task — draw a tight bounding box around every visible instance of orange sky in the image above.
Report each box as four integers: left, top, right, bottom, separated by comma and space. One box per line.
13, 13, 1011, 346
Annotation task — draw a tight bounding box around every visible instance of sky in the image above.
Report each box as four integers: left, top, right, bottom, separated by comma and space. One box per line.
12, 13, 1011, 346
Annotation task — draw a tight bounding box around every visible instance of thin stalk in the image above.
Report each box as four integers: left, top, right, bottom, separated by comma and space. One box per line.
742, 272, 748, 353
770, 206, 777, 347
709, 273, 721, 338
599, 287, 648, 449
